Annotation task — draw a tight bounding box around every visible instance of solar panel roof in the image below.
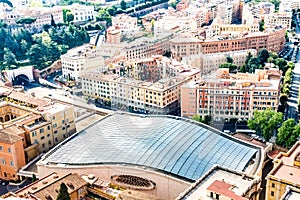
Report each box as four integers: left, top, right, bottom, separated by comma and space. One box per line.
44, 113, 260, 181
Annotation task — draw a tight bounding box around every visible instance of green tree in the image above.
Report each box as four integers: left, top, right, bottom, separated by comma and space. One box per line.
276, 119, 298, 147
226, 55, 233, 63
248, 109, 283, 141
247, 57, 261, 73
257, 48, 269, 65
66, 11, 74, 24
219, 63, 237, 73
120, 0, 127, 10
32, 174, 37, 182
259, 19, 265, 31
192, 115, 211, 125
97, 9, 112, 27
57, 183, 70, 200
3, 48, 16, 67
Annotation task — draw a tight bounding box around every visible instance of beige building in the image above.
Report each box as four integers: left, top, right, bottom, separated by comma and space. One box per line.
280, 0, 300, 12
181, 68, 281, 120
2, 7, 63, 32
0, 86, 76, 158
112, 14, 138, 32
61, 44, 105, 81
264, 12, 292, 30
266, 141, 300, 200
170, 27, 286, 60
211, 19, 259, 36
182, 49, 257, 74
81, 56, 201, 114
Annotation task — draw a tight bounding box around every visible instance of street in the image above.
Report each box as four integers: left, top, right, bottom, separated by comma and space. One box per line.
287, 63, 300, 120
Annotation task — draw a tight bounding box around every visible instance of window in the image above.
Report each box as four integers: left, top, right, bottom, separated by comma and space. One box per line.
8, 148, 11, 153
0, 146, 2, 151
10, 160, 14, 167
271, 191, 274, 196
272, 183, 275, 188
1, 158, 5, 165
53, 123, 57, 128
62, 120, 65, 124
40, 128, 44, 133
32, 131, 37, 137
42, 143, 45, 148
41, 136, 45, 140
47, 125, 50, 130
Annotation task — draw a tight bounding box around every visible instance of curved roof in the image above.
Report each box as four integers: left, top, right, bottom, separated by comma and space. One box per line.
43, 113, 261, 181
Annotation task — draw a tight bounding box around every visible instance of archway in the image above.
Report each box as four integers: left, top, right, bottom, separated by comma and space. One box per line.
4, 115, 10, 122
13, 74, 29, 86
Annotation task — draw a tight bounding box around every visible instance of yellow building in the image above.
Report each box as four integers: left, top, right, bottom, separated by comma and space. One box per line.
266, 141, 300, 200
81, 56, 201, 114
0, 86, 76, 180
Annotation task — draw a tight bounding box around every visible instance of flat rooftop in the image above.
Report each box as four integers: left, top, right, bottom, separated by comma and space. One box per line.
176, 165, 259, 200
41, 113, 261, 182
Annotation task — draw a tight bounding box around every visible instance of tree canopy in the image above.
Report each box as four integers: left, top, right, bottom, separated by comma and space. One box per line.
248, 109, 283, 141
276, 119, 299, 148
0, 24, 90, 70
57, 183, 70, 200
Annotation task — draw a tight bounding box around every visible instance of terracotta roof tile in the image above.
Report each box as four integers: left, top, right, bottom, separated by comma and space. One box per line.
207, 180, 248, 200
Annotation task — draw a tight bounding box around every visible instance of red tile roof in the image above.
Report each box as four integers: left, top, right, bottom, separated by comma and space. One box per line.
207, 180, 248, 200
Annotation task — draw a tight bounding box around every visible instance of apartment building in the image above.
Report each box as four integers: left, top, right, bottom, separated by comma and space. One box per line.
59, 3, 96, 22
0, 86, 76, 181
124, 32, 172, 60
211, 20, 259, 36
0, 127, 26, 181
182, 49, 257, 74
81, 56, 201, 114
181, 68, 281, 120
266, 141, 300, 200
279, 0, 300, 12
264, 12, 292, 30
61, 44, 105, 81
217, 4, 233, 24
170, 27, 285, 60
2, 7, 63, 32
112, 14, 138, 31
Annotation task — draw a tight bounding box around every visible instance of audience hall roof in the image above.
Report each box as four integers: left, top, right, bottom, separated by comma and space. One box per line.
43, 113, 260, 181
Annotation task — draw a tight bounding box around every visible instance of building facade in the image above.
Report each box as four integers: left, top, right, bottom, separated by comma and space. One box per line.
182, 49, 257, 75
266, 141, 300, 200
170, 27, 286, 60
61, 44, 105, 81
264, 12, 292, 30
0, 129, 26, 181
181, 68, 281, 120
0, 86, 76, 180
81, 56, 201, 114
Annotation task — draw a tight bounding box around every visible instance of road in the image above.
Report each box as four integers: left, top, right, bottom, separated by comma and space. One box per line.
287, 63, 300, 120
